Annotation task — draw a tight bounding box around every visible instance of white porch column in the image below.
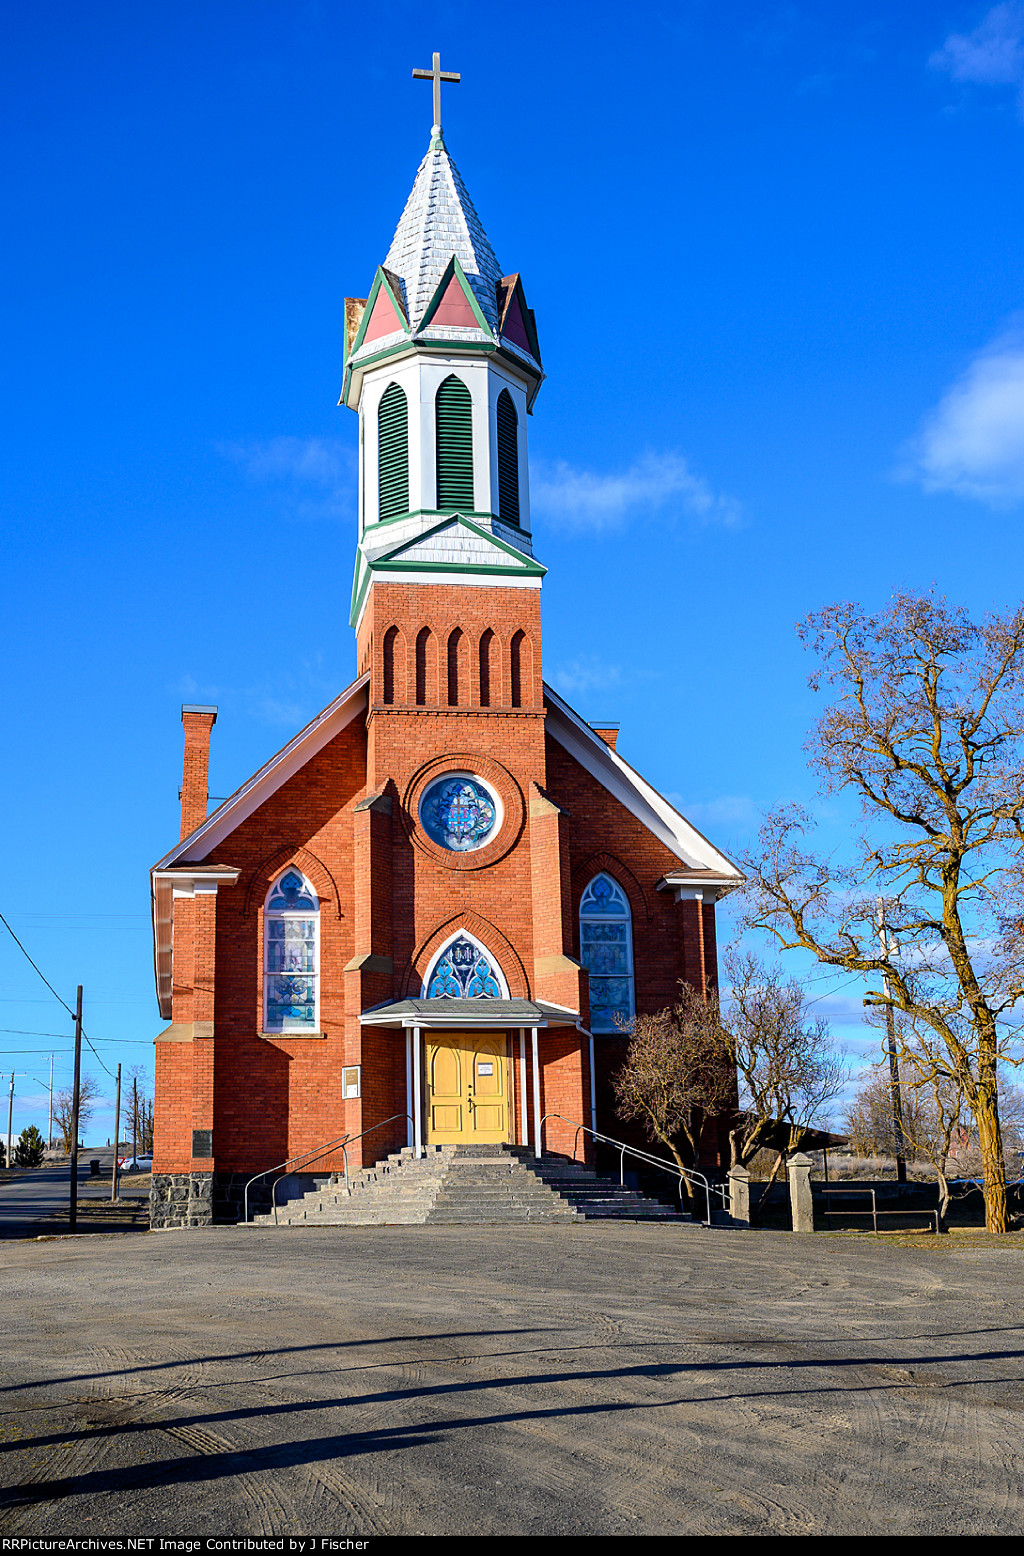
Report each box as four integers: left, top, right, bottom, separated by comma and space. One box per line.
519, 1029, 528, 1146
531, 1026, 541, 1157
589, 1034, 597, 1141
405, 1032, 413, 1149
413, 1025, 423, 1158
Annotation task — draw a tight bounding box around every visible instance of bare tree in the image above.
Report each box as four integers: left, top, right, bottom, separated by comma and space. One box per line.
743, 593, 1024, 1232
127, 1066, 154, 1154
612, 984, 735, 1194
723, 949, 846, 1214
54, 1076, 102, 1154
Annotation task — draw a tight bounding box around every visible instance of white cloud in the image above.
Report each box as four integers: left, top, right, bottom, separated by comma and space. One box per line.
531, 451, 742, 532
903, 321, 1024, 504
931, 4, 1024, 113
548, 657, 626, 698
672, 794, 763, 832
220, 436, 356, 522
177, 657, 341, 728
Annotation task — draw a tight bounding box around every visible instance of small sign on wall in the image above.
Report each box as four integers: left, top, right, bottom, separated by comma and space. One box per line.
342, 1065, 361, 1100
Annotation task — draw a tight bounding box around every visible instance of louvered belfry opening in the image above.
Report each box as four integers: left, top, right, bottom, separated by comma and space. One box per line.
435, 375, 474, 510
496, 389, 520, 526
378, 382, 409, 522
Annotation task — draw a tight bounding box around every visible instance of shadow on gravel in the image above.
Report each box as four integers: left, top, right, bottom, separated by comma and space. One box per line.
0, 1328, 562, 1395
4, 1336, 1024, 1509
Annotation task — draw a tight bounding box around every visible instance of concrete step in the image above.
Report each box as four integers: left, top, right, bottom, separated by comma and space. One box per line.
254, 1144, 694, 1228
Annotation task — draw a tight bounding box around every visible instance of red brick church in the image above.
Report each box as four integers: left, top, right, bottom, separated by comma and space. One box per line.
149, 72, 743, 1227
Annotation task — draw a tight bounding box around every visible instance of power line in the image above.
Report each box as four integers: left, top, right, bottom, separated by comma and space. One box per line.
0, 907, 116, 1077
0, 910, 76, 1018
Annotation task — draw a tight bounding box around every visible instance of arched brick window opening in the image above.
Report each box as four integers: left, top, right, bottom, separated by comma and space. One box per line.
383, 626, 399, 705
496, 389, 519, 526
416, 627, 436, 707
510, 629, 530, 708
447, 627, 464, 707
479, 628, 494, 708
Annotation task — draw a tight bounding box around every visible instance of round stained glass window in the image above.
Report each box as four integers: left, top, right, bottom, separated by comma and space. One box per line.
419, 773, 501, 853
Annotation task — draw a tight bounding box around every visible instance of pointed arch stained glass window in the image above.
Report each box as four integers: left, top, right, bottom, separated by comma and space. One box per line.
264, 870, 319, 1032
426, 935, 502, 999
580, 873, 635, 1032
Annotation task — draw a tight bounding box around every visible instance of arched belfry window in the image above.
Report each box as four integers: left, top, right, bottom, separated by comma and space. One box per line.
423, 933, 509, 999
435, 375, 474, 511
579, 874, 635, 1032
264, 870, 319, 1032
378, 382, 409, 522
496, 389, 520, 526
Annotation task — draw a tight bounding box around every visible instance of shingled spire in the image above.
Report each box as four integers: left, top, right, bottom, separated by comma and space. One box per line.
382, 134, 504, 333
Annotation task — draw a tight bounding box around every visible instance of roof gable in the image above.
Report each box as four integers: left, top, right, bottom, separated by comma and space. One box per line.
153, 673, 369, 868
418, 255, 493, 336
543, 684, 743, 880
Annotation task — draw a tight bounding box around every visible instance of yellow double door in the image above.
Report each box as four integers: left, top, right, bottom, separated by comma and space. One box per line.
426, 1032, 510, 1144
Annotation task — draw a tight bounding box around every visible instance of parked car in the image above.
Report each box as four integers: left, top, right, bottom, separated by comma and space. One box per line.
117, 1155, 153, 1173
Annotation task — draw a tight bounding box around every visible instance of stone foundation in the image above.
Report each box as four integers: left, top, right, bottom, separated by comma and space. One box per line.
150, 1171, 275, 1228
150, 1172, 214, 1229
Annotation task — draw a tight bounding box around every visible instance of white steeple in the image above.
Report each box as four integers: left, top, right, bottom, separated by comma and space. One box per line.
383, 134, 504, 333
341, 116, 546, 631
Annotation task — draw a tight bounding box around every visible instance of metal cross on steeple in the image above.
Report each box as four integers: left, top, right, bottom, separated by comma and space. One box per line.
412, 52, 460, 133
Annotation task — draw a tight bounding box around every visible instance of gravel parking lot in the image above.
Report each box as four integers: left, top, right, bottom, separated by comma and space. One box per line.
1, 1222, 1022, 1536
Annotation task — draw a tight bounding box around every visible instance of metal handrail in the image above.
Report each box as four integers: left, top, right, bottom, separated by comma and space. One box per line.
243, 1113, 413, 1225
820, 1185, 940, 1236
537, 1112, 729, 1227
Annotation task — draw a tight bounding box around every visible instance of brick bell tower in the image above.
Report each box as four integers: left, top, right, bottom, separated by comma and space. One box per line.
337, 61, 588, 1037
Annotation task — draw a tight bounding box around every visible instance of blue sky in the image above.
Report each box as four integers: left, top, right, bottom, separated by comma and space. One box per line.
4, 1, 1024, 1140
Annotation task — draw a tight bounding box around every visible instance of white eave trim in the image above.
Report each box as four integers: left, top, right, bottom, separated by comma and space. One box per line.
543, 683, 744, 879
656, 872, 746, 904
150, 866, 241, 1022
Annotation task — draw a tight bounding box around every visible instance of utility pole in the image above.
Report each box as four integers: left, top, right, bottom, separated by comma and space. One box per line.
111, 1063, 121, 1203
48, 1053, 53, 1149
69, 985, 83, 1232
877, 902, 907, 1185
132, 1076, 138, 1166
6, 1071, 13, 1172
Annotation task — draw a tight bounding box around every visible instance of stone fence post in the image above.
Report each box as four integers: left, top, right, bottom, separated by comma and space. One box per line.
787, 1152, 814, 1233
727, 1164, 751, 1225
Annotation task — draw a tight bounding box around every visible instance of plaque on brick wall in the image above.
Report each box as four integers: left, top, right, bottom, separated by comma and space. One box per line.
192, 1129, 213, 1158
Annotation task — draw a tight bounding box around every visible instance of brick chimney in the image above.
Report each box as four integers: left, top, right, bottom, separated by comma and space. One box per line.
590, 721, 619, 751
180, 705, 218, 840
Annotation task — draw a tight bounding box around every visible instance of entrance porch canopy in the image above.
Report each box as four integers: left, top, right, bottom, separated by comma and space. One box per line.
360, 997, 581, 1030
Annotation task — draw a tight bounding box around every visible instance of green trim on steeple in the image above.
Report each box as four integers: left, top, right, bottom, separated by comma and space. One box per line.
349, 513, 546, 628
345, 267, 409, 367
417, 255, 494, 337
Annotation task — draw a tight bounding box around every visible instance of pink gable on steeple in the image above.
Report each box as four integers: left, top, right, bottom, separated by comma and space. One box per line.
363, 286, 404, 344
502, 291, 532, 353
429, 274, 479, 328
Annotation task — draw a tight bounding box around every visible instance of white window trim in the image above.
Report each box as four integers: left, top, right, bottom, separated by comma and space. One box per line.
580, 872, 635, 1033
263, 870, 320, 1034
421, 930, 510, 999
